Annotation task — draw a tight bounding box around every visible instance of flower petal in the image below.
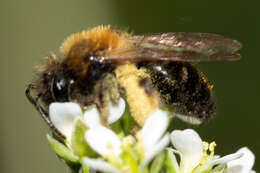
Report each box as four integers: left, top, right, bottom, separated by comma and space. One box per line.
83, 107, 101, 128
170, 129, 203, 173
141, 133, 170, 166
227, 147, 255, 173
85, 126, 122, 156
211, 152, 243, 165
82, 157, 121, 173
71, 118, 97, 157
165, 148, 181, 173
141, 109, 169, 150
108, 98, 126, 124
49, 102, 83, 140
194, 152, 243, 173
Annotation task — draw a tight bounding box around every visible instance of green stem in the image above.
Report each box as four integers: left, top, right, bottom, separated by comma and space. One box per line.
66, 163, 81, 173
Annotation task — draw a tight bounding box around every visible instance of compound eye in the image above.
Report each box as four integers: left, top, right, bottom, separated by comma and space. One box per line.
52, 74, 69, 102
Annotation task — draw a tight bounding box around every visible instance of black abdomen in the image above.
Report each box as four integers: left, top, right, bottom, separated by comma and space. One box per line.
139, 62, 216, 123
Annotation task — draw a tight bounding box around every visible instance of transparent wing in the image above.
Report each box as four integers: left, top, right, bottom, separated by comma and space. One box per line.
98, 32, 242, 63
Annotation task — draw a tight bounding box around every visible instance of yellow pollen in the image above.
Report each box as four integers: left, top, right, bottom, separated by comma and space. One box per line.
136, 131, 142, 141
107, 142, 114, 151
115, 64, 159, 126
104, 142, 117, 159
103, 142, 114, 159
121, 136, 135, 150
135, 131, 145, 160
201, 73, 207, 84
122, 165, 131, 173
103, 142, 122, 169
208, 84, 214, 90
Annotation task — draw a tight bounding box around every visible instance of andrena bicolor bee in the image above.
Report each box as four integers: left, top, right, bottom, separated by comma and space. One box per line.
26, 25, 242, 138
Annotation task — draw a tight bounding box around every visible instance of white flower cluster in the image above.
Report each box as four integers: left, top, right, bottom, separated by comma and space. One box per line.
47, 99, 255, 173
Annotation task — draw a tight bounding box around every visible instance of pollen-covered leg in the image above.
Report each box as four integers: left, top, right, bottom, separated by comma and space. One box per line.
93, 73, 121, 124
115, 64, 159, 126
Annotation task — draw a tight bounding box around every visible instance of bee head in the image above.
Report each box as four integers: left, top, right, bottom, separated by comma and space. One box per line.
30, 26, 129, 107
34, 54, 72, 106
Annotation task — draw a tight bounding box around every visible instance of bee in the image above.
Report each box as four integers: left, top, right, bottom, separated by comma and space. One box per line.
26, 25, 242, 139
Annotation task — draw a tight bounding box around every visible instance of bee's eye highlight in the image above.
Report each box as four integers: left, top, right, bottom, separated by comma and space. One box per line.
52, 74, 69, 102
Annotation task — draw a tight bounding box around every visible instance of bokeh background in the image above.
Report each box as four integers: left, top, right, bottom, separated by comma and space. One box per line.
1, 0, 259, 172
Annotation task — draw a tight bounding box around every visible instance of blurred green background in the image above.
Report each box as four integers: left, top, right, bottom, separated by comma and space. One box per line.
1, 0, 259, 172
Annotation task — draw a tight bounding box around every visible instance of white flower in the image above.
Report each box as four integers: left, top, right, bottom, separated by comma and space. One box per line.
82, 157, 121, 173
49, 98, 125, 143
82, 109, 170, 172
49, 102, 82, 142
85, 126, 122, 157
107, 98, 126, 124
48, 99, 256, 173
83, 126, 122, 173
170, 129, 249, 173
171, 129, 203, 173
226, 147, 255, 173
140, 109, 170, 166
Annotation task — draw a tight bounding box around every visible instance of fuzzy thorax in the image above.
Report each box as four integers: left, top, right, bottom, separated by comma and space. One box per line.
60, 25, 131, 79
60, 25, 130, 56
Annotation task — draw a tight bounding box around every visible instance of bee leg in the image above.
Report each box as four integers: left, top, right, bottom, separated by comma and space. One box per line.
94, 74, 120, 125
25, 84, 65, 140
102, 74, 120, 105
93, 81, 108, 125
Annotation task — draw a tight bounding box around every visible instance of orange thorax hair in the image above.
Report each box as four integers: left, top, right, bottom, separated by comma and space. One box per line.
60, 26, 130, 78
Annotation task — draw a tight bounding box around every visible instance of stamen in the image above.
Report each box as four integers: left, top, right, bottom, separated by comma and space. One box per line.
103, 142, 122, 169
200, 142, 209, 164
209, 142, 216, 159
121, 136, 135, 150
135, 131, 144, 161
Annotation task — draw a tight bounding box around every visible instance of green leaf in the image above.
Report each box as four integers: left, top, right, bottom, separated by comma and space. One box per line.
47, 134, 79, 163
71, 119, 97, 157
121, 103, 137, 135
110, 119, 124, 138
165, 150, 180, 173
150, 151, 166, 173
